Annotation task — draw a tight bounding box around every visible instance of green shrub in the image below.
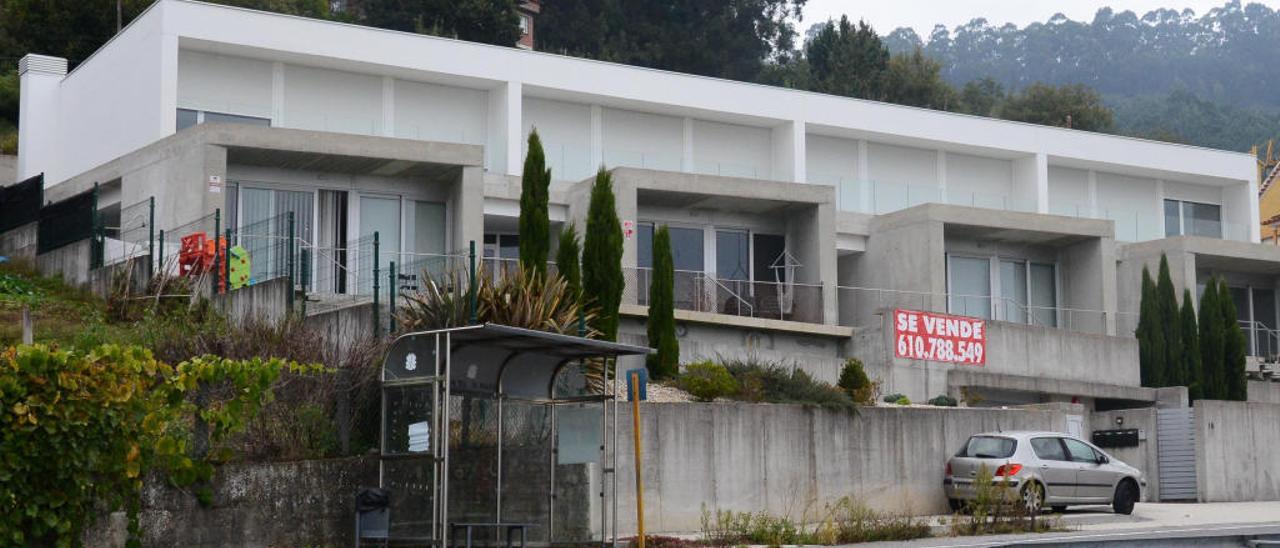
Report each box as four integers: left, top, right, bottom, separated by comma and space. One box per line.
721, 357, 854, 409
883, 393, 905, 403
928, 394, 958, 407
837, 358, 877, 405
894, 396, 911, 405
678, 360, 738, 401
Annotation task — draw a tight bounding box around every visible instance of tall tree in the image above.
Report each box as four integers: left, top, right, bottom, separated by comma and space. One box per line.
1181, 289, 1203, 400
518, 129, 551, 276
582, 168, 623, 340
804, 16, 889, 100
1198, 278, 1225, 399
358, 0, 520, 46
1218, 278, 1248, 401
958, 77, 1005, 117
646, 225, 678, 379
998, 83, 1115, 132
880, 48, 956, 110
555, 223, 582, 300
1136, 267, 1165, 388
1156, 255, 1183, 387
537, 0, 806, 82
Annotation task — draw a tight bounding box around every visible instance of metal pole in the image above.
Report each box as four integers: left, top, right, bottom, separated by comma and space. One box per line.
91, 183, 101, 270
496, 396, 504, 524
158, 229, 165, 277
611, 356, 619, 547
631, 370, 646, 548
300, 248, 310, 317
373, 232, 381, 337
549, 402, 557, 544
388, 261, 397, 334
468, 240, 477, 324
212, 209, 221, 295
287, 212, 296, 312
147, 196, 155, 279
442, 331, 452, 548
224, 228, 232, 293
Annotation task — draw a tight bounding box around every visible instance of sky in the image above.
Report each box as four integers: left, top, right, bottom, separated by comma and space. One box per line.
800, 0, 1280, 36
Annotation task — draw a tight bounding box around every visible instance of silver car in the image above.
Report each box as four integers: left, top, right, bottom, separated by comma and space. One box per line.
943, 431, 1146, 515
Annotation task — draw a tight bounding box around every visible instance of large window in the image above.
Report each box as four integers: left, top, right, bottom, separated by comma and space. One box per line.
949, 255, 1057, 325
1164, 199, 1222, 238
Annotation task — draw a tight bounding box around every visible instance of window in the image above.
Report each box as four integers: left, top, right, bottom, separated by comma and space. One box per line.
637, 223, 654, 268
176, 108, 271, 132
519, 14, 531, 35
1030, 437, 1068, 461
956, 436, 1016, 459
1164, 199, 1222, 238
999, 259, 1028, 324
483, 234, 519, 259
1062, 438, 1099, 463
668, 227, 705, 272
716, 230, 750, 281
949, 256, 992, 319
1029, 263, 1057, 327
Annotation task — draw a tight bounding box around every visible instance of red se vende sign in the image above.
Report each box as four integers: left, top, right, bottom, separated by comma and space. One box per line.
893, 309, 986, 365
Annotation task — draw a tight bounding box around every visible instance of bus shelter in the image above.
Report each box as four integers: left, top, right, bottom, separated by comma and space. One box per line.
378, 324, 650, 546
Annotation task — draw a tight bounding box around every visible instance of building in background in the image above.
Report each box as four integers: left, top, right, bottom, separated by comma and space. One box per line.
516, 0, 540, 50
6, 0, 1268, 408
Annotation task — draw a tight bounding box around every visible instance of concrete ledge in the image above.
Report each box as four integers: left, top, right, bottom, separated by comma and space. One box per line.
619, 303, 853, 338
871, 202, 1114, 239
611, 167, 835, 204
948, 369, 1158, 403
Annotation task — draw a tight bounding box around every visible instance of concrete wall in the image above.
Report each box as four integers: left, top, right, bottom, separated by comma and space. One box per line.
1195, 400, 1280, 502
1247, 380, 1280, 404
86, 456, 379, 547
0, 154, 15, 184
35, 239, 92, 287
0, 222, 38, 260
850, 319, 1140, 403
1090, 408, 1160, 501
612, 403, 1071, 534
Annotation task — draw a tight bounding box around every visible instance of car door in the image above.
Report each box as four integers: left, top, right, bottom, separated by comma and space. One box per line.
1029, 437, 1076, 501
1062, 437, 1112, 500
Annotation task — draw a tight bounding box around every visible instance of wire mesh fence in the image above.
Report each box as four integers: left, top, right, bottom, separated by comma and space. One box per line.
157, 211, 219, 279
101, 197, 154, 268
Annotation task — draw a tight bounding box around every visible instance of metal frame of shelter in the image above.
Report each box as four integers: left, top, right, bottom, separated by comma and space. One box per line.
379, 323, 650, 546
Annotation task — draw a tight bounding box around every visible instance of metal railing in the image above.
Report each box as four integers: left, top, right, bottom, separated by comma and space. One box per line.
624, 267, 824, 323
1241, 320, 1280, 359
836, 285, 1120, 335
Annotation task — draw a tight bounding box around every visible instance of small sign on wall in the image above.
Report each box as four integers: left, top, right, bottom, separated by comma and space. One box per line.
623, 220, 635, 240
207, 175, 224, 193
893, 308, 986, 365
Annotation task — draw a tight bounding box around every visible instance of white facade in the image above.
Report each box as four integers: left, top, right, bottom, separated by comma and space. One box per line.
16, 0, 1258, 243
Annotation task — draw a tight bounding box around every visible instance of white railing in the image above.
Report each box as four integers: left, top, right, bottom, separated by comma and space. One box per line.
836, 285, 1121, 335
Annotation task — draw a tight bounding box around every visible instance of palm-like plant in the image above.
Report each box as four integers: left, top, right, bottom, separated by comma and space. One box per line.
397, 265, 598, 338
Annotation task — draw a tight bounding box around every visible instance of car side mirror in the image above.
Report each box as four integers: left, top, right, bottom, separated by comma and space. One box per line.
1096, 454, 1109, 464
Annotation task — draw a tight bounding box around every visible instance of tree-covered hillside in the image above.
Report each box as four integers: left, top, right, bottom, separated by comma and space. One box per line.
881, 1, 1280, 151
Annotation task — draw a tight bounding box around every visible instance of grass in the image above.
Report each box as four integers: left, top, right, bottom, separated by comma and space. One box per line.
699, 498, 932, 546
0, 260, 134, 348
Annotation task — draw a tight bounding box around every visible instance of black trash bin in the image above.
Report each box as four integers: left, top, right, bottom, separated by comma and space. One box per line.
355, 487, 391, 548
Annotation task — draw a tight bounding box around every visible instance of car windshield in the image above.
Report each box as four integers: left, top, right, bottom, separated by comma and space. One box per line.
957, 436, 1016, 459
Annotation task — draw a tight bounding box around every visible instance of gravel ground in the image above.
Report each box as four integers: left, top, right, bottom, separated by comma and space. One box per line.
611, 376, 696, 402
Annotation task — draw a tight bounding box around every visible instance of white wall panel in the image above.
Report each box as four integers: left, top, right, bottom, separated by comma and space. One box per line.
1048, 166, 1091, 217
805, 134, 858, 185
866, 142, 936, 186
602, 107, 682, 172
1164, 181, 1220, 204
692, 119, 771, 179
524, 97, 592, 181
946, 153, 1013, 208
283, 64, 382, 135
393, 79, 487, 145
177, 50, 273, 118
1097, 171, 1159, 241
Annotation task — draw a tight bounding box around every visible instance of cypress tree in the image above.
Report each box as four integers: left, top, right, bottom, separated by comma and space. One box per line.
582, 168, 624, 341
646, 225, 679, 379
555, 223, 582, 301
1198, 279, 1225, 399
1136, 267, 1164, 387
1180, 289, 1202, 400
1218, 279, 1248, 401
1156, 255, 1182, 387
519, 129, 552, 276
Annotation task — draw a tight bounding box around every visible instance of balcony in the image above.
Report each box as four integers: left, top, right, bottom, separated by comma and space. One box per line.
810, 175, 1035, 215
837, 285, 1132, 336
625, 267, 824, 324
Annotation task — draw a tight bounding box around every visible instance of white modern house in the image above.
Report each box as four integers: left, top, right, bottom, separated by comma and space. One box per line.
10, 0, 1271, 406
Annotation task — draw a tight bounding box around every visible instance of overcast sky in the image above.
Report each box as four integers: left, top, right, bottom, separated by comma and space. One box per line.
800, 1, 1280, 36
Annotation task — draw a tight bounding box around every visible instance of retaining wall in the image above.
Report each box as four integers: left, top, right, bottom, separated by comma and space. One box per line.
1195, 400, 1280, 502
611, 403, 1071, 534
0, 222, 37, 259
1247, 380, 1280, 404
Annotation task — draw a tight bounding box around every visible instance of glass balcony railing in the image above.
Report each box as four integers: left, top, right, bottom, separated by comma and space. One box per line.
603, 148, 682, 172
810, 174, 1035, 215
624, 267, 824, 324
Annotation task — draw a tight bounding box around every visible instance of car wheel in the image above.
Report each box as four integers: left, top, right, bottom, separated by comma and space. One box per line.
1020, 481, 1044, 515
948, 498, 964, 513
1050, 505, 1068, 513
1112, 480, 1138, 515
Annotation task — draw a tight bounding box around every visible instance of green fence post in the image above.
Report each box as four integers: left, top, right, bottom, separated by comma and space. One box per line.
90, 182, 101, 269
224, 228, 232, 294
212, 209, 221, 295
300, 248, 310, 317
468, 239, 477, 324
389, 261, 397, 334
287, 212, 296, 314
158, 229, 165, 277
147, 196, 155, 279
372, 232, 381, 338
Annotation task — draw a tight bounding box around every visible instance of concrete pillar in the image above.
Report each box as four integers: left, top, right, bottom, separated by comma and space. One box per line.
590, 104, 603, 171
271, 62, 285, 125
453, 166, 486, 253
381, 76, 395, 137
487, 80, 523, 176
1013, 152, 1048, 214
16, 54, 67, 181
681, 117, 694, 173
770, 120, 804, 183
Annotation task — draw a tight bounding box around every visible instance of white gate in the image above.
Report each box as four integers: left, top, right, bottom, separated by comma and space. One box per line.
1156, 407, 1198, 501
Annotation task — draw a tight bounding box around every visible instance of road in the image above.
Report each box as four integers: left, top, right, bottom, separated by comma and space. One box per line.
859, 502, 1280, 547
